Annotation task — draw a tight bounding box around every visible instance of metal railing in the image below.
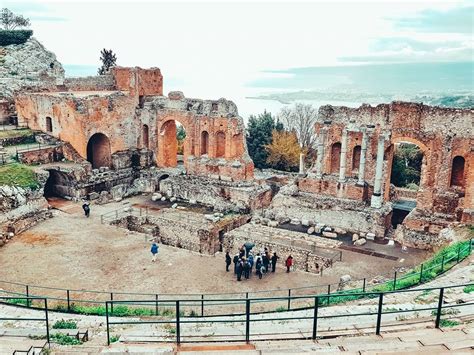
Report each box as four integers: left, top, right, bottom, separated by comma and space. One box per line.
104, 283, 474, 344
0, 296, 50, 343
0, 239, 471, 318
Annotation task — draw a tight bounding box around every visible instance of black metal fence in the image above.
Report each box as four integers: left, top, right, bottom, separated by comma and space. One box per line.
104, 283, 474, 344
0, 296, 50, 343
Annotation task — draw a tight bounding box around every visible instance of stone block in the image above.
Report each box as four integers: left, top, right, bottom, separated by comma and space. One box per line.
171, 203, 178, 209
334, 227, 346, 234
88, 192, 99, 200
290, 218, 300, 225
324, 226, 332, 232
354, 238, 367, 246
352, 233, 359, 241
307, 227, 315, 234
268, 220, 279, 228
170, 197, 177, 203
366, 232, 376, 240
322, 231, 337, 238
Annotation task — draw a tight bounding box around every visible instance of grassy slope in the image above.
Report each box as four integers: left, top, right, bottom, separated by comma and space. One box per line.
0, 163, 39, 189
0, 128, 33, 140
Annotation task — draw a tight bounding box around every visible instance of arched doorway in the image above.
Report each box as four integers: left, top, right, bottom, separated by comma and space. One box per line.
330, 142, 341, 174
45, 116, 53, 133
450, 156, 465, 188
159, 120, 187, 167
201, 131, 209, 155
86, 133, 111, 169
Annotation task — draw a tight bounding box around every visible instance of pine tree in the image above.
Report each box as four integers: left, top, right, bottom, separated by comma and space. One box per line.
98, 49, 117, 75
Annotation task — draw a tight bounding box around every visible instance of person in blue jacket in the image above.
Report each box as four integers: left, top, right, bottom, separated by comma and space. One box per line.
151, 242, 159, 262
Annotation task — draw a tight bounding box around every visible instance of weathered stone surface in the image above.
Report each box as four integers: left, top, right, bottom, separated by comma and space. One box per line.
307, 227, 315, 234
268, 220, 279, 228
352, 233, 359, 241
366, 232, 376, 240
322, 231, 338, 238
354, 238, 367, 246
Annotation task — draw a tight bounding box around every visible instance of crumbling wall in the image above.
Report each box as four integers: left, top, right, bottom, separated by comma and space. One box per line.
64, 75, 115, 91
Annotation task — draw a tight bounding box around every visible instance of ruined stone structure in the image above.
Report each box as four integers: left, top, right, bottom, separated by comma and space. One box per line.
292, 102, 473, 248
15, 67, 254, 182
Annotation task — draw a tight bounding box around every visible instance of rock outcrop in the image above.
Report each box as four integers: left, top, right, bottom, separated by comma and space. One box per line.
0, 37, 64, 118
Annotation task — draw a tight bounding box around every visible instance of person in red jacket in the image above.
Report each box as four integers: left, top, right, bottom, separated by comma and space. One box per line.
285, 255, 293, 273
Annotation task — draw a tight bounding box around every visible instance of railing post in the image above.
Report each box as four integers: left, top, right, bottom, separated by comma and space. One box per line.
110, 293, 114, 314
312, 296, 319, 340
176, 301, 180, 344
441, 255, 445, 273
287, 289, 291, 311
419, 263, 424, 284
155, 294, 159, 316
435, 287, 444, 328
339, 250, 342, 261
44, 299, 50, 344
362, 278, 366, 293
393, 271, 397, 291
201, 294, 204, 317
106, 302, 110, 346
457, 245, 461, 263
26, 285, 30, 307
327, 285, 331, 305
67, 290, 71, 312
376, 293, 384, 335
245, 299, 250, 343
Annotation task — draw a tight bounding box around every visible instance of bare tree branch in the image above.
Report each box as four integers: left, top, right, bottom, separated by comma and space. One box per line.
277, 103, 318, 150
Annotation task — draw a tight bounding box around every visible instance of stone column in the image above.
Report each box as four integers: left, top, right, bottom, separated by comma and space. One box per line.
299, 152, 305, 175
357, 129, 368, 185
338, 129, 348, 182
315, 128, 326, 178
371, 134, 385, 208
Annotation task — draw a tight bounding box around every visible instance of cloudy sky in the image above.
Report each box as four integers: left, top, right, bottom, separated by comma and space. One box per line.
4, 0, 473, 115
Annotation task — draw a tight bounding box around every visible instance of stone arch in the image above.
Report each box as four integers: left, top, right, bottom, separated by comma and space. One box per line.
450, 156, 465, 188
200, 130, 209, 155
86, 133, 111, 169
352, 145, 361, 172
45, 116, 53, 133
231, 133, 244, 158
158, 119, 187, 167
330, 142, 341, 174
142, 124, 149, 149
216, 131, 226, 158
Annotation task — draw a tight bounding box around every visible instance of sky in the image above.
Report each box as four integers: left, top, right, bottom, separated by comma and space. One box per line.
3, 0, 473, 116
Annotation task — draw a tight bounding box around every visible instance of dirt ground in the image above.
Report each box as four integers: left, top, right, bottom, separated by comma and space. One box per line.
0, 197, 431, 303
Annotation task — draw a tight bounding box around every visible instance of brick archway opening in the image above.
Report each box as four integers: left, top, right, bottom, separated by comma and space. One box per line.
87, 133, 111, 169
330, 142, 341, 174
159, 120, 187, 167
201, 130, 209, 155
450, 156, 465, 188
216, 131, 226, 158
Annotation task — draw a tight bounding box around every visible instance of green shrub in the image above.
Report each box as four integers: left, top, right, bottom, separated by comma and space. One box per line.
50, 333, 82, 345
439, 319, 460, 327
8, 298, 28, 306
463, 285, 474, 294
110, 334, 120, 343
52, 319, 77, 329
275, 306, 286, 312
0, 30, 33, 46
0, 163, 39, 189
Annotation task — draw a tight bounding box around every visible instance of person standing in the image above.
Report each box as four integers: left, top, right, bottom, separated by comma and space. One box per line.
255, 257, 262, 277
243, 259, 250, 279
236, 259, 243, 281
262, 253, 270, 273
225, 252, 232, 272
271, 252, 279, 272
82, 202, 90, 218
151, 242, 159, 262
285, 255, 294, 273
248, 254, 254, 275
233, 254, 239, 274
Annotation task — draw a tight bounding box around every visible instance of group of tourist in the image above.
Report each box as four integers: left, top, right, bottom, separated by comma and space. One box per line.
225, 245, 294, 281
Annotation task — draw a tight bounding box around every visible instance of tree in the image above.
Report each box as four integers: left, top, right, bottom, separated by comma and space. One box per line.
0, 8, 30, 30
98, 49, 117, 75
278, 102, 318, 151
246, 111, 283, 169
176, 124, 186, 155
390, 143, 423, 188
265, 130, 302, 172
